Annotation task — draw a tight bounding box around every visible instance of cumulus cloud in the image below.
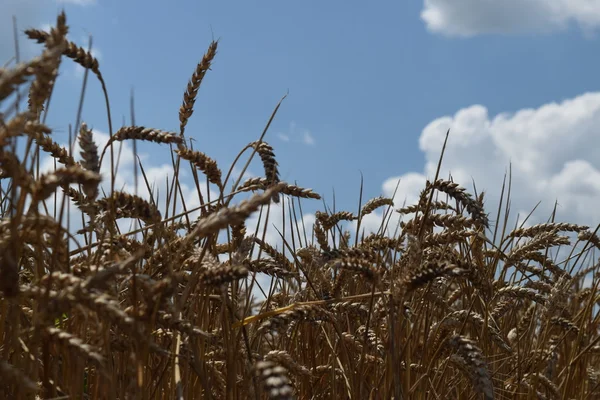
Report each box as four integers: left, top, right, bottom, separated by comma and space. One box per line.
368, 92, 600, 242
421, 0, 600, 37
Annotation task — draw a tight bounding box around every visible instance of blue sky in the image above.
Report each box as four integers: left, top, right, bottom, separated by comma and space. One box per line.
3, 0, 600, 241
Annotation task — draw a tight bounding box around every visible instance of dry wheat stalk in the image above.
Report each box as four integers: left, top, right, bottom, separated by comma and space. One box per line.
315, 210, 356, 231
361, 196, 394, 216
0, 45, 65, 101
240, 177, 321, 199
3, 11, 600, 398
179, 40, 218, 136
253, 237, 294, 270
0, 111, 50, 146
45, 326, 104, 366
256, 304, 331, 335
100, 126, 184, 162
422, 230, 475, 247
506, 232, 570, 264
27, 12, 68, 115
509, 222, 588, 238
360, 234, 404, 252
265, 350, 312, 378
0, 150, 33, 188
322, 247, 377, 262
578, 230, 600, 249
397, 200, 454, 215
327, 301, 369, 318
0, 360, 38, 393
158, 313, 215, 339
62, 185, 97, 215
435, 310, 512, 353
524, 373, 560, 399
96, 191, 161, 224
426, 179, 489, 227
330, 257, 379, 283
313, 221, 330, 252
446, 335, 494, 400
77, 122, 100, 198
249, 141, 281, 203
253, 360, 294, 400
230, 221, 246, 247
522, 251, 569, 279
199, 261, 248, 286
498, 286, 547, 305
175, 147, 223, 189
246, 259, 299, 279
34, 133, 76, 166
24, 27, 103, 84
401, 213, 476, 232
33, 166, 101, 203
78, 122, 99, 173
401, 260, 466, 294
187, 183, 284, 239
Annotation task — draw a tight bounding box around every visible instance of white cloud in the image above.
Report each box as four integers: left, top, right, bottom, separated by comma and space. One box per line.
277, 133, 290, 142
39, 23, 52, 33
56, 0, 96, 5
302, 131, 315, 146
375, 92, 600, 240
421, 0, 600, 37
278, 121, 316, 146
246, 199, 316, 252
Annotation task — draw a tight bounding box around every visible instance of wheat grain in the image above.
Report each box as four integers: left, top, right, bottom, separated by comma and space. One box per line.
361, 196, 394, 216
179, 41, 218, 136
446, 335, 494, 400
176, 147, 223, 189
254, 360, 294, 400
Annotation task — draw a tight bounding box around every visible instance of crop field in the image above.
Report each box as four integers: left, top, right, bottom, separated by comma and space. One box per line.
1, 11, 600, 400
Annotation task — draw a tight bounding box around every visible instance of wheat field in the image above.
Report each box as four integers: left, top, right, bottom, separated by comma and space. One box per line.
1, 11, 599, 400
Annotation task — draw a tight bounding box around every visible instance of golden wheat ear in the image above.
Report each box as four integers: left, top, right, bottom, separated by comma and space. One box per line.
175, 147, 223, 189
179, 40, 218, 136
99, 126, 184, 165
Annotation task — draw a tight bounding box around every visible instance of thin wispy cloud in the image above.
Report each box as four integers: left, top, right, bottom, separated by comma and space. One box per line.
277, 121, 316, 146
302, 131, 315, 146
277, 133, 290, 142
